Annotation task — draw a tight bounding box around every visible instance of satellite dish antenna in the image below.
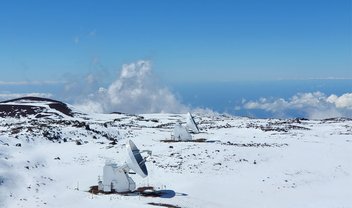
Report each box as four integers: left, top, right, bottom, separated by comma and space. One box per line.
186, 112, 199, 133
126, 140, 149, 178
172, 121, 192, 141
98, 140, 151, 193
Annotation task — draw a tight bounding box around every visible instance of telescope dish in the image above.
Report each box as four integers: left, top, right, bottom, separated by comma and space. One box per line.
126, 140, 148, 178
186, 112, 199, 133
172, 122, 192, 141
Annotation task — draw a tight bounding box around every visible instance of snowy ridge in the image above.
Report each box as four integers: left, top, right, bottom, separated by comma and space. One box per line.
0, 97, 351, 208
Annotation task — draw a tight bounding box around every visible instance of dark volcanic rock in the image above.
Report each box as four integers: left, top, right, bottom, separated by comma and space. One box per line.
0, 104, 45, 118
0, 96, 122, 144
0, 96, 73, 117
321, 117, 352, 123
48, 103, 73, 117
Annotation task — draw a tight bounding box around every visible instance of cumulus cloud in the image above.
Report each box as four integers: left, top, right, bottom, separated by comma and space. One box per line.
327, 93, 352, 109
74, 60, 188, 114
243, 92, 352, 119
0, 93, 53, 101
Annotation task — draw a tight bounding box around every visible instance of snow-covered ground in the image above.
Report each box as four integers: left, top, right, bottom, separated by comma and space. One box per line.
0, 98, 351, 208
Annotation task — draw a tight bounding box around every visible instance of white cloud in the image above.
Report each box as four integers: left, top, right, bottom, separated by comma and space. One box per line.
243, 92, 352, 119
327, 93, 352, 109
74, 60, 188, 114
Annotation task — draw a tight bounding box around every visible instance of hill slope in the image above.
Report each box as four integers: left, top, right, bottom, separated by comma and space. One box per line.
0, 97, 351, 208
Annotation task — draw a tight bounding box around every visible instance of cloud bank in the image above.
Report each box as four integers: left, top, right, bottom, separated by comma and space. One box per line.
243, 92, 352, 119
75, 60, 187, 114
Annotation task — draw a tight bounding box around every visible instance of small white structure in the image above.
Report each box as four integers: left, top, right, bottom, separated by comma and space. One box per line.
172, 122, 192, 141
98, 140, 151, 193
186, 112, 199, 133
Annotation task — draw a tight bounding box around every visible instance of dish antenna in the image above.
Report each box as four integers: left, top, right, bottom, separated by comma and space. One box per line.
186, 112, 199, 133
172, 121, 192, 141
98, 140, 151, 193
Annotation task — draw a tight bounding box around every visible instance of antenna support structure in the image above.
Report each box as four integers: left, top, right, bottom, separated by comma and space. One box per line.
98, 140, 151, 193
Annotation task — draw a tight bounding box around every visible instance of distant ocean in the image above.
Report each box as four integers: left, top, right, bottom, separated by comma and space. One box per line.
171, 80, 352, 118
1, 79, 351, 118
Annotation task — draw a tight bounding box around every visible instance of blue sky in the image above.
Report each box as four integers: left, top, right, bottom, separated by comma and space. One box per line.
1, 0, 351, 83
